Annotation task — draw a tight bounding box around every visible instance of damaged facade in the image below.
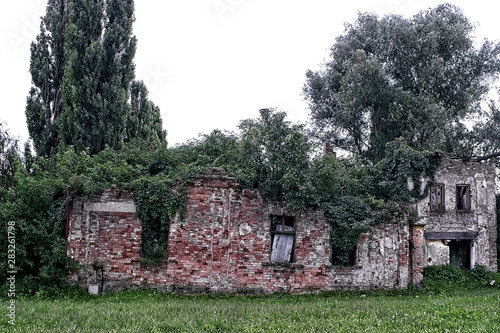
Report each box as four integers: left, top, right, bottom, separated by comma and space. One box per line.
414, 157, 497, 275
67, 158, 497, 294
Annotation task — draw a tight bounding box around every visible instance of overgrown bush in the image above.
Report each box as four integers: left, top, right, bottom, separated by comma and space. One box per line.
0, 165, 73, 295
423, 265, 499, 292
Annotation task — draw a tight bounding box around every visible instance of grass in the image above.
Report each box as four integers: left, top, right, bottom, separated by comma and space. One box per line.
1, 287, 500, 332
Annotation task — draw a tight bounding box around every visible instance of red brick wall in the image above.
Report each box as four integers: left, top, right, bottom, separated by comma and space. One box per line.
410, 225, 424, 285
67, 186, 142, 288
67, 169, 412, 293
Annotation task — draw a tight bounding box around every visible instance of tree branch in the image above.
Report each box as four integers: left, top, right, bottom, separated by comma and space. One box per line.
471, 151, 500, 162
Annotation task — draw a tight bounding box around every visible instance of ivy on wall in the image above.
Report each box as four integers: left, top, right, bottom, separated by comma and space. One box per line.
320, 139, 442, 266
132, 175, 185, 266
322, 197, 373, 266
375, 139, 442, 203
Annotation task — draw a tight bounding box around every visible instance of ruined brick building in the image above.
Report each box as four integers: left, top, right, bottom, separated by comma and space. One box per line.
66, 157, 497, 294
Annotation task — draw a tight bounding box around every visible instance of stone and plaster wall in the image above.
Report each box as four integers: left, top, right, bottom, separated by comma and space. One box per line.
67, 160, 496, 294
413, 157, 497, 272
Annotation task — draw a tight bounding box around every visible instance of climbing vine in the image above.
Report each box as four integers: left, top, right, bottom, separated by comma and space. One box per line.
322, 197, 373, 266
374, 138, 442, 203
132, 175, 185, 266
319, 139, 442, 266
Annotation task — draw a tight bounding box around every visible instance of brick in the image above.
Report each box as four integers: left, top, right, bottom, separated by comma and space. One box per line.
67, 160, 496, 293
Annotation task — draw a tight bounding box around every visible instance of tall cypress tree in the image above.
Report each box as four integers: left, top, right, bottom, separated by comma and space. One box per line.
127, 80, 166, 144
27, 0, 162, 157
61, 0, 137, 155
25, 0, 69, 158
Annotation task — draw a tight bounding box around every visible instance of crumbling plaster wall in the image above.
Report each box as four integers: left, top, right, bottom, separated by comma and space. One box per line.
414, 157, 497, 272
67, 169, 419, 293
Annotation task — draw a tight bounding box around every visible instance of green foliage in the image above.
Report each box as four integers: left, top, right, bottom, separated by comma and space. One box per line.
25, 0, 68, 158
304, 153, 344, 206
0, 123, 21, 191
471, 96, 500, 165
316, 139, 442, 266
374, 139, 442, 202
236, 108, 312, 208
322, 196, 373, 266
304, 4, 500, 162
27, 0, 164, 157
133, 175, 184, 265
126, 80, 166, 144
0, 166, 72, 295
423, 265, 499, 293
61, 0, 136, 155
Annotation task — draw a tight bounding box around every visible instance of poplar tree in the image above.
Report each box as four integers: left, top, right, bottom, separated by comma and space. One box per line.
0, 122, 21, 190
26, 0, 164, 157
25, 0, 69, 158
60, 0, 137, 155
126, 80, 166, 144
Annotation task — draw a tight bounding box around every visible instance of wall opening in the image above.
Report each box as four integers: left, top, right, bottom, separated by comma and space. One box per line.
430, 183, 445, 211
456, 185, 470, 211
449, 240, 471, 269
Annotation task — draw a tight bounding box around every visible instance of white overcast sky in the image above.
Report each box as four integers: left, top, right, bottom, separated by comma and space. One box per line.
1, 0, 500, 147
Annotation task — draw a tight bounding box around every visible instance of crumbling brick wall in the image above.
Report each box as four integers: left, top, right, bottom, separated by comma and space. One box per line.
67, 186, 142, 289
67, 161, 497, 293
67, 169, 413, 293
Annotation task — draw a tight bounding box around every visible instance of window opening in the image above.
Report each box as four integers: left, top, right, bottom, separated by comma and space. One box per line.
456, 185, 470, 211
430, 184, 445, 211
270, 216, 295, 263
330, 234, 357, 266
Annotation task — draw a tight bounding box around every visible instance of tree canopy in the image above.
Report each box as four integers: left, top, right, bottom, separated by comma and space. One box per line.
126, 80, 166, 144
25, 0, 69, 158
0, 122, 21, 191
303, 4, 500, 162
26, 0, 165, 157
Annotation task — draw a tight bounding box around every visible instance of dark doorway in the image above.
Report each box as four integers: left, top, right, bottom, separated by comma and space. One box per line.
449, 240, 471, 269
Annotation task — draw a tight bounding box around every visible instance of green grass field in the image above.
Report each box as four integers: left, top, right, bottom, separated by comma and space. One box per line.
1, 288, 500, 332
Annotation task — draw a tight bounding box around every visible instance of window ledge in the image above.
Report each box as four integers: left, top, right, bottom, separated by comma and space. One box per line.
429, 209, 446, 214
262, 261, 304, 269
325, 264, 362, 271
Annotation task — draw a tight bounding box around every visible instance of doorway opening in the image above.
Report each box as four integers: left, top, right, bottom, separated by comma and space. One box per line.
448, 240, 471, 269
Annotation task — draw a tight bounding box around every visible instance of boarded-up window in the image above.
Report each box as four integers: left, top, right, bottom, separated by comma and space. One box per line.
430, 184, 445, 211
270, 216, 295, 263
456, 185, 470, 211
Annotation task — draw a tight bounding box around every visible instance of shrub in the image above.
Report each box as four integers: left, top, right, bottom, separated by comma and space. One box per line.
423, 265, 498, 292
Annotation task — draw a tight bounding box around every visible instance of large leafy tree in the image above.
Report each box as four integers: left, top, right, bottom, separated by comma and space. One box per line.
25, 0, 69, 158
237, 108, 312, 206
303, 4, 500, 162
471, 96, 500, 165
